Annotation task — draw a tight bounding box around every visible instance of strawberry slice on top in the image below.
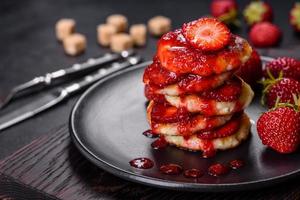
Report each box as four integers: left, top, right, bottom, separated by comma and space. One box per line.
182, 17, 230, 51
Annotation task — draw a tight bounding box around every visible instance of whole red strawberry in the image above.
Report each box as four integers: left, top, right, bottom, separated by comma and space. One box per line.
182, 17, 230, 51
262, 77, 300, 108
290, 3, 300, 32
243, 1, 273, 26
264, 57, 300, 80
257, 106, 300, 154
210, 0, 238, 25
249, 22, 281, 47
235, 49, 262, 88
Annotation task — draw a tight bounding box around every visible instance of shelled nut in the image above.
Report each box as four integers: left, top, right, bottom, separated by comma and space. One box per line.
63, 33, 86, 56
110, 33, 133, 53
130, 24, 147, 46
148, 16, 171, 37
55, 18, 76, 41
97, 24, 117, 46
106, 14, 128, 32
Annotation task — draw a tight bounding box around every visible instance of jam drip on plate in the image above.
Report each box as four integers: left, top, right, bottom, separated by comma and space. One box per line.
184, 169, 204, 178
160, 164, 183, 175
143, 129, 159, 138
151, 136, 168, 150
208, 163, 229, 176
129, 158, 154, 169
229, 159, 244, 169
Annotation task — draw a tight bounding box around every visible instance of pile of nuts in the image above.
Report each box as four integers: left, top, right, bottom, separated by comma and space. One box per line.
55, 15, 171, 56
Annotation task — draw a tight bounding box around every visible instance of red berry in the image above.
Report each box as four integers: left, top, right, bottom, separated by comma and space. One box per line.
197, 115, 240, 139
210, 0, 238, 24
182, 17, 230, 51
290, 3, 300, 32
264, 57, 300, 81
243, 1, 273, 26
235, 49, 262, 88
264, 78, 300, 108
257, 107, 300, 154
200, 77, 242, 101
249, 22, 281, 47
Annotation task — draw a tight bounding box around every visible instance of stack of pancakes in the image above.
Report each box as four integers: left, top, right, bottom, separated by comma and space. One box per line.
143, 29, 254, 156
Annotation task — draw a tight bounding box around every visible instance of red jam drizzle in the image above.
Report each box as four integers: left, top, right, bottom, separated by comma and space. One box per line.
160, 164, 183, 175
151, 136, 168, 150
201, 140, 216, 158
129, 158, 154, 169
208, 163, 229, 176
143, 130, 159, 138
184, 169, 203, 178
229, 159, 244, 169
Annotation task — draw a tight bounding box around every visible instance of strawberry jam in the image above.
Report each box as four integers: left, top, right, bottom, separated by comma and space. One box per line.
143, 57, 182, 87
157, 30, 247, 77
150, 103, 190, 123
229, 159, 244, 169
197, 116, 241, 140
201, 140, 216, 158
129, 158, 154, 169
176, 72, 232, 95
143, 130, 159, 138
208, 163, 229, 176
151, 136, 168, 150
184, 169, 204, 178
200, 77, 242, 101
160, 164, 183, 175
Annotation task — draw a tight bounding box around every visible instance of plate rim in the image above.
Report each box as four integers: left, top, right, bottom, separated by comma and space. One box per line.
69, 61, 300, 192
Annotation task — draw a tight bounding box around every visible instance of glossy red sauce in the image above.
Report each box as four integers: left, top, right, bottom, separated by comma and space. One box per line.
201, 140, 216, 158
143, 57, 182, 87
143, 130, 159, 138
200, 77, 242, 101
197, 117, 240, 140
150, 103, 190, 123
229, 159, 244, 169
208, 163, 229, 176
129, 158, 154, 169
184, 169, 204, 178
151, 136, 168, 150
160, 164, 183, 175
157, 30, 245, 77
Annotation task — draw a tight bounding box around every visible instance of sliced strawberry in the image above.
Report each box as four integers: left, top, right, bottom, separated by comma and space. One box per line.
144, 85, 165, 103
200, 76, 242, 101
157, 30, 247, 76
143, 57, 182, 87
197, 114, 241, 139
150, 103, 190, 123
182, 17, 230, 51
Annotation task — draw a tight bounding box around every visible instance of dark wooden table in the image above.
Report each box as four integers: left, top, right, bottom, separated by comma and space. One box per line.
1, 0, 300, 199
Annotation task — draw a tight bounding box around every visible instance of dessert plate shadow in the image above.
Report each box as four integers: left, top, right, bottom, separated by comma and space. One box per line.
69, 61, 300, 192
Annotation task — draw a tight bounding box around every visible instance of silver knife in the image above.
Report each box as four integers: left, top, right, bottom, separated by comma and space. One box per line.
0, 56, 145, 132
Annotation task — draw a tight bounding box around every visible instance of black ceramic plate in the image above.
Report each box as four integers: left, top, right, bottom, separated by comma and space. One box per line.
70, 61, 300, 192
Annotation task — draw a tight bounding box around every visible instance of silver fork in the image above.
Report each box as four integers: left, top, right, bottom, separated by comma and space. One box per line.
0, 50, 134, 109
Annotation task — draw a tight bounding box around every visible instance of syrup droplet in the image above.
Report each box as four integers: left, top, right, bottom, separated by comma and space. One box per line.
151, 136, 168, 149
129, 158, 154, 169
160, 164, 183, 175
184, 169, 203, 178
229, 159, 244, 169
143, 129, 159, 138
201, 140, 216, 158
208, 163, 229, 176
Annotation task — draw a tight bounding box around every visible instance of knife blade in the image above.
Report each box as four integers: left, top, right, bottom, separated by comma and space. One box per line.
0, 56, 147, 132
